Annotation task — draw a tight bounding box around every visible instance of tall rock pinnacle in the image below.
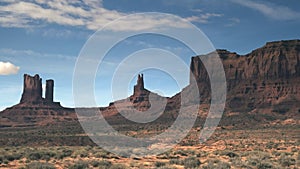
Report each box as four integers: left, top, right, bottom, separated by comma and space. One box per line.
45, 79, 54, 102
133, 74, 145, 95
20, 74, 43, 103
130, 74, 150, 103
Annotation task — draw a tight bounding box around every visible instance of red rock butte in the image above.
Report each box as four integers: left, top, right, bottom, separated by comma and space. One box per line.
0, 74, 76, 127
20, 74, 57, 105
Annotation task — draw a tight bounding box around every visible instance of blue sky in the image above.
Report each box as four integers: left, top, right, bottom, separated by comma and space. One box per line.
0, 0, 299, 110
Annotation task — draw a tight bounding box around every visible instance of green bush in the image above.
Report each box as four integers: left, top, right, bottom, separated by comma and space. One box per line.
68, 161, 89, 169
22, 162, 56, 169
155, 161, 166, 167
182, 157, 201, 169
109, 164, 128, 169
90, 160, 112, 168
28, 152, 42, 160
169, 158, 181, 165
202, 160, 231, 169
257, 162, 273, 169
279, 154, 296, 167
56, 149, 72, 159
157, 166, 177, 169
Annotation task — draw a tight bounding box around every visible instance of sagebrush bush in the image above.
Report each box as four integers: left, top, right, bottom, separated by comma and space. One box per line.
21, 162, 56, 169
90, 160, 112, 168
182, 157, 201, 169
279, 154, 296, 167
68, 161, 89, 169
169, 158, 181, 165
202, 160, 231, 169
155, 161, 166, 167
109, 163, 128, 169
257, 162, 273, 169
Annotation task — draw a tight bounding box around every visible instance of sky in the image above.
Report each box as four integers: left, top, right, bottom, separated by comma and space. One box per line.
0, 0, 299, 110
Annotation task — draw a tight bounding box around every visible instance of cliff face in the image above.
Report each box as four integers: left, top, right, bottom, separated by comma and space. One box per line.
190, 40, 300, 114
192, 40, 300, 82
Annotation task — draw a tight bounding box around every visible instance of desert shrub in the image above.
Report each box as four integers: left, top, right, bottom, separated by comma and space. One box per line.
215, 150, 239, 158
174, 150, 188, 156
56, 149, 73, 159
230, 156, 244, 167
68, 160, 89, 169
169, 158, 181, 165
257, 162, 273, 169
182, 157, 201, 169
6, 154, 20, 161
157, 154, 169, 159
247, 157, 275, 169
24, 150, 55, 161
28, 152, 42, 160
279, 154, 295, 167
109, 163, 128, 169
95, 151, 110, 158
80, 152, 88, 158
62, 149, 73, 157
90, 160, 111, 168
202, 160, 231, 169
196, 151, 208, 158
155, 161, 166, 167
73, 149, 88, 158
169, 156, 201, 168
225, 152, 238, 158
3, 159, 9, 164
246, 157, 260, 167
291, 147, 298, 153
22, 162, 56, 169
157, 166, 177, 169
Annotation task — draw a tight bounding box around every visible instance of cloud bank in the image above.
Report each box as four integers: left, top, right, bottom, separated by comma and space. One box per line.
0, 0, 222, 31
0, 61, 20, 75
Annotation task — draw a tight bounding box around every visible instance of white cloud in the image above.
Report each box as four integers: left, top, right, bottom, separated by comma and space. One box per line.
0, 0, 221, 32
186, 13, 223, 23
225, 18, 240, 27
190, 9, 203, 13
0, 48, 75, 61
231, 0, 300, 21
0, 61, 20, 75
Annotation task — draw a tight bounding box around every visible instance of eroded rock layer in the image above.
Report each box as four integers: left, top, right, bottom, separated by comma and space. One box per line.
190, 40, 300, 115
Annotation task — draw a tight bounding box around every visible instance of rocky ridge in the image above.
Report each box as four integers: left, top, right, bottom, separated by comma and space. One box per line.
0, 39, 299, 127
